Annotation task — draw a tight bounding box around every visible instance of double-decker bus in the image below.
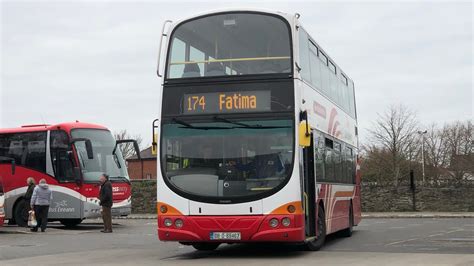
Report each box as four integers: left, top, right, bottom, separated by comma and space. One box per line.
0, 122, 140, 227
154, 9, 361, 251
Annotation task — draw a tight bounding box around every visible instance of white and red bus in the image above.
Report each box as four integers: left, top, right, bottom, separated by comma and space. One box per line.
0, 122, 139, 227
154, 9, 361, 251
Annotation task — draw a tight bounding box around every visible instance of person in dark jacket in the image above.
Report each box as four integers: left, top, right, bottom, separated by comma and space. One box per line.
23, 177, 36, 227
30, 179, 53, 232
24, 177, 36, 204
99, 174, 113, 233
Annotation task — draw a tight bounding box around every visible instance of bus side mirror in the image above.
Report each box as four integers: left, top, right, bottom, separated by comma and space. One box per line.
299, 121, 311, 147
114, 139, 141, 160
70, 138, 94, 160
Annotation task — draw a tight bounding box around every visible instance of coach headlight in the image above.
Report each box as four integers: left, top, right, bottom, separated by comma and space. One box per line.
269, 218, 279, 228
174, 219, 183, 228
281, 217, 291, 227
164, 218, 173, 227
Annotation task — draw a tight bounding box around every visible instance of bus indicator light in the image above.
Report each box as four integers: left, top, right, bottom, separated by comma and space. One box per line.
287, 205, 296, 213
160, 205, 168, 214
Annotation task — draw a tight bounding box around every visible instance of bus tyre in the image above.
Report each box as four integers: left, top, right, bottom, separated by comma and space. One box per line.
192, 243, 220, 251
340, 204, 353, 237
14, 199, 29, 227
60, 219, 83, 227
306, 205, 326, 251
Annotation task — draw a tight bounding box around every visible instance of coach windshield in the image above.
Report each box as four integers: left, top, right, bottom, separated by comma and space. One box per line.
166, 12, 292, 79
71, 129, 129, 182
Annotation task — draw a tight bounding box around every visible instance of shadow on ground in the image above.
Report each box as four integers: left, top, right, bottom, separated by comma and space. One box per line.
162, 231, 358, 261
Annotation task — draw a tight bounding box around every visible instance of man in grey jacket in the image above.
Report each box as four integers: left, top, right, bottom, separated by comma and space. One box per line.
30, 179, 53, 232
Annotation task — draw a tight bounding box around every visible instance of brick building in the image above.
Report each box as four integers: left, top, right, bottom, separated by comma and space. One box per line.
126, 146, 156, 180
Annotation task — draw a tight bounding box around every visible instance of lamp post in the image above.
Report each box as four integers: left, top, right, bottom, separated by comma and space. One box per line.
417, 130, 427, 185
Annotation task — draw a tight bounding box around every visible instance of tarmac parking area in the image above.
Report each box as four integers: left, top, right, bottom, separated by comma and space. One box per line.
0, 218, 473, 265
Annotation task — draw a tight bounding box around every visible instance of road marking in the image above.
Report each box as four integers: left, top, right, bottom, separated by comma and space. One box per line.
385, 238, 419, 246
389, 227, 406, 229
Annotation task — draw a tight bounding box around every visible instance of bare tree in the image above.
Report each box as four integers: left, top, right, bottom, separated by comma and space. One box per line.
423, 123, 450, 180
368, 105, 419, 185
443, 120, 473, 180
114, 130, 143, 159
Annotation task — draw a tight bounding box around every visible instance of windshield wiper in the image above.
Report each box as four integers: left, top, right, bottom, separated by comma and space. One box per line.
173, 118, 231, 130
213, 116, 254, 128
213, 116, 290, 129
113, 153, 122, 169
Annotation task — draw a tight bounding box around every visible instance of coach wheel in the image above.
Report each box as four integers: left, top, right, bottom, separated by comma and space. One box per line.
60, 219, 83, 227
306, 205, 326, 251
192, 243, 220, 251
339, 204, 354, 237
13, 199, 29, 227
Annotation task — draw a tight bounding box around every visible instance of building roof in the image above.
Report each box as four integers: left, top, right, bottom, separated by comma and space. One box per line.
128, 146, 156, 160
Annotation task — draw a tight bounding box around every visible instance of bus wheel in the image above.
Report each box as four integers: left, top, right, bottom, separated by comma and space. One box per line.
339, 204, 353, 237
60, 219, 83, 227
306, 205, 326, 251
14, 200, 29, 227
192, 243, 220, 251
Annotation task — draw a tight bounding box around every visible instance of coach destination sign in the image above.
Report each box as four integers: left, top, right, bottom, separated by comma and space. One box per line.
183, 91, 271, 114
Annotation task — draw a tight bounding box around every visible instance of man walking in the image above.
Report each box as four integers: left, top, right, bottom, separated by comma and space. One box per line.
99, 174, 113, 233
30, 179, 52, 232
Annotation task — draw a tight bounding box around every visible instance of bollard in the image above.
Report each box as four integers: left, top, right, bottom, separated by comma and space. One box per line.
410, 170, 416, 211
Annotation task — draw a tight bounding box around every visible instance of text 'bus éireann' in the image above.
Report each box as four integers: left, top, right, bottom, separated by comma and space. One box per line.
153, 8, 361, 251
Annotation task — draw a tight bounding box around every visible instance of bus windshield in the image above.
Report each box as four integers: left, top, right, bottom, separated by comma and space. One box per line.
161, 118, 294, 200
167, 12, 292, 79
71, 129, 129, 182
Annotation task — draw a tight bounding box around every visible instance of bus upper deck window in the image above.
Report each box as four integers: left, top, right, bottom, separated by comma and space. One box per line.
166, 12, 292, 79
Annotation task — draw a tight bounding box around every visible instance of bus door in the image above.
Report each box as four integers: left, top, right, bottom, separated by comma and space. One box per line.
49, 130, 84, 220
302, 132, 316, 237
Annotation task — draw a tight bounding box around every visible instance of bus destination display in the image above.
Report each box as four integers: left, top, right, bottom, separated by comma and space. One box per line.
183, 91, 271, 114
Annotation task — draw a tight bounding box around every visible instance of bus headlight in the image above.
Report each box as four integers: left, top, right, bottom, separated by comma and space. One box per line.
164, 218, 173, 227
174, 219, 183, 228
269, 218, 279, 228
282, 217, 291, 227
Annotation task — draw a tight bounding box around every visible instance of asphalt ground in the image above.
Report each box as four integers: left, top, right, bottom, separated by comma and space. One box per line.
0, 217, 473, 265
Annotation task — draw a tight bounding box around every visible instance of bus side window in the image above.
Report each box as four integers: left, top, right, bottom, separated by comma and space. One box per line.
313, 132, 325, 181
333, 142, 342, 183
0, 132, 46, 173
345, 147, 354, 184
50, 130, 75, 182
324, 137, 334, 182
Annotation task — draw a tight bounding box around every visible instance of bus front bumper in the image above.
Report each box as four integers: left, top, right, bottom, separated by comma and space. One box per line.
158, 214, 305, 242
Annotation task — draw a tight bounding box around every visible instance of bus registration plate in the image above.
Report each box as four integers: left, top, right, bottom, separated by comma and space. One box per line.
210, 232, 241, 240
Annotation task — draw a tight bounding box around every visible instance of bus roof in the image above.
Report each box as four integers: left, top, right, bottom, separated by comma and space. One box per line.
0, 121, 109, 134
169, 8, 294, 26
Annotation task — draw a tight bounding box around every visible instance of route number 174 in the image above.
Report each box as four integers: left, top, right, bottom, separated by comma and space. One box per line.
187, 96, 206, 111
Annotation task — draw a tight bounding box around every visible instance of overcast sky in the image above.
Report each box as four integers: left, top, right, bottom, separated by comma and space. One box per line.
1, 0, 472, 146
